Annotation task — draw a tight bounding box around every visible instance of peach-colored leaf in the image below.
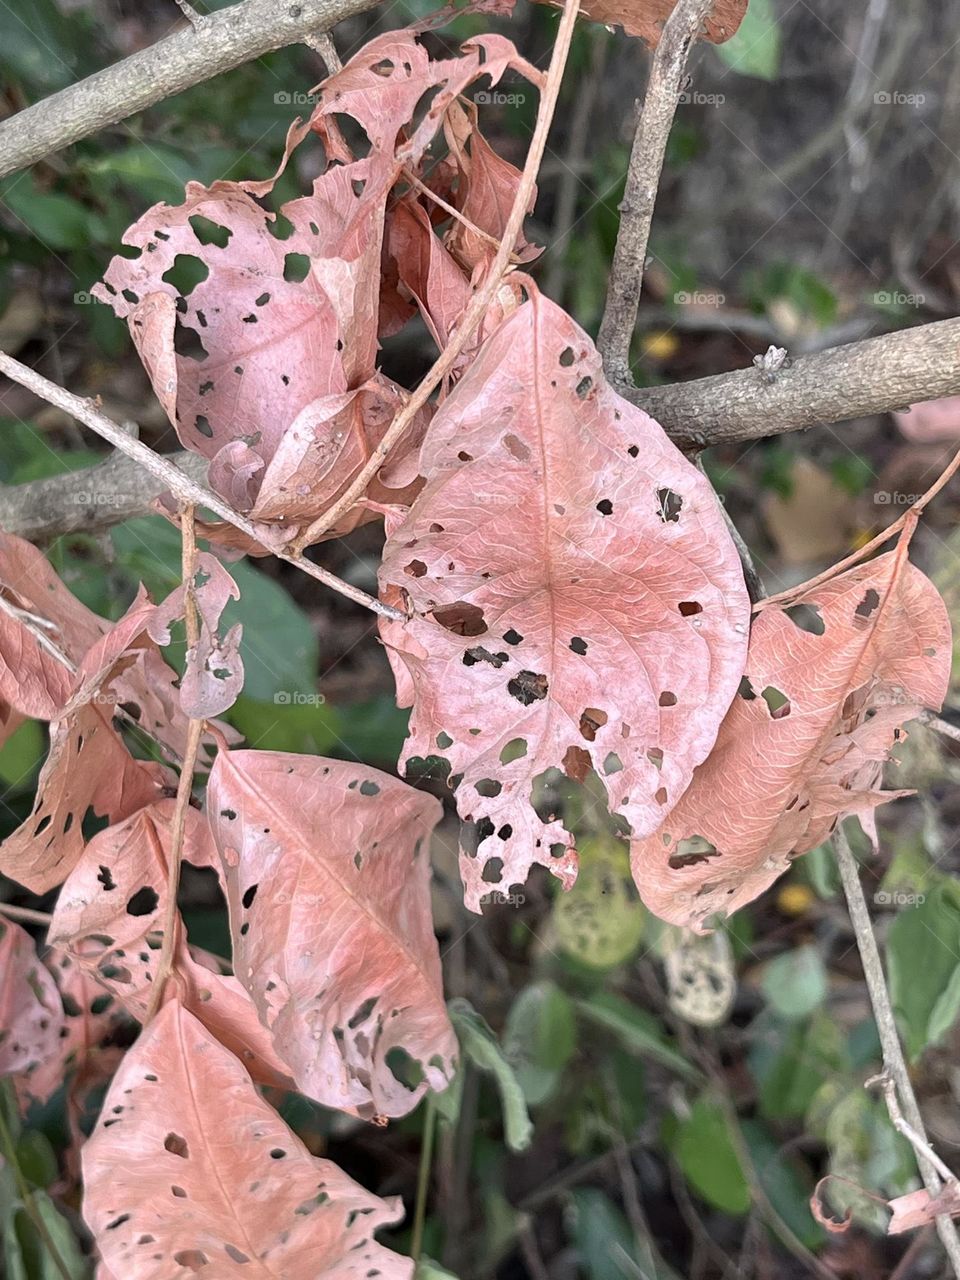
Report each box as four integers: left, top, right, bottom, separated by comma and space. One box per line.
207, 748, 457, 1117
49, 800, 291, 1090
631, 550, 951, 930
0, 918, 63, 1082
378, 291, 750, 911
888, 1184, 960, 1234
82, 1000, 411, 1279
894, 395, 960, 443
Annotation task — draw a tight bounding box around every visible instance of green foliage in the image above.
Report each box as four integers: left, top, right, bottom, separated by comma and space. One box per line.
887, 881, 960, 1058
715, 0, 781, 80
503, 981, 577, 1106
553, 836, 645, 969
446, 999, 533, 1152
761, 944, 827, 1019
669, 1094, 750, 1215
576, 991, 699, 1081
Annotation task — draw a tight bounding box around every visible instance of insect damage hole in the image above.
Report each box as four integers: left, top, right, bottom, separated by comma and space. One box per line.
579, 707, 608, 741
656, 488, 683, 523
669, 835, 719, 869
508, 670, 548, 705
784, 603, 825, 635
433, 601, 487, 636
854, 588, 881, 621
761, 686, 791, 718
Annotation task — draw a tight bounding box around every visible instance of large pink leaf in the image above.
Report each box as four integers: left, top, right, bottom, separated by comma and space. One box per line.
378, 292, 750, 911
0, 918, 63, 1083
82, 1000, 411, 1280
49, 801, 292, 1089
206, 748, 457, 1118
630, 550, 951, 930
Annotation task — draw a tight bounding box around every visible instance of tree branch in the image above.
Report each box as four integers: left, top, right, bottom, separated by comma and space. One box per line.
597, 0, 714, 384
833, 822, 960, 1276
0, 350, 403, 622
626, 317, 960, 452
0, 0, 380, 180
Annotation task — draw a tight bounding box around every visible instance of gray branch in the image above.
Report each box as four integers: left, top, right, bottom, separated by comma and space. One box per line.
3, 318, 960, 541
626, 316, 960, 452
0, 0, 379, 179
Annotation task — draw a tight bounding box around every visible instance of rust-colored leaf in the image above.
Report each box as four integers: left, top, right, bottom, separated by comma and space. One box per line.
535, 0, 747, 45
630, 550, 951, 930
378, 291, 749, 911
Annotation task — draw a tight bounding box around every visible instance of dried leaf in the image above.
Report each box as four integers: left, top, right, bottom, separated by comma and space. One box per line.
379, 292, 749, 911
0, 918, 63, 1082
207, 749, 457, 1117
49, 801, 291, 1090
894, 395, 960, 444
631, 550, 951, 930
535, 0, 747, 45
82, 1000, 411, 1279
887, 1183, 960, 1234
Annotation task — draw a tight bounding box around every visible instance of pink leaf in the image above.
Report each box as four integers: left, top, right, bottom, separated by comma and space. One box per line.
82, 1000, 411, 1279
378, 292, 750, 911
207, 748, 457, 1117
894, 395, 960, 443
0, 917, 63, 1081
630, 550, 951, 930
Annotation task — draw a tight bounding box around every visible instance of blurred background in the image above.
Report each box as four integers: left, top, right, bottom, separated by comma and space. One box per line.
3, 1, 960, 1276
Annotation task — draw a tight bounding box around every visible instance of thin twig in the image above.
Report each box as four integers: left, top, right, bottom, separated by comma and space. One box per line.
411, 1095, 437, 1264
597, 0, 714, 385
833, 822, 960, 1276
291, 0, 583, 549
0, 351, 403, 623
920, 711, 960, 744
868, 1073, 960, 1187
0, 902, 54, 926
305, 30, 343, 74
0, 0, 379, 178
145, 506, 204, 1023
756, 444, 960, 611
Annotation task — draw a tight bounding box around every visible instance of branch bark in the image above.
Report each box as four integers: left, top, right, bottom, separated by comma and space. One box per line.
0, 0, 379, 180
626, 316, 960, 452
597, 0, 714, 384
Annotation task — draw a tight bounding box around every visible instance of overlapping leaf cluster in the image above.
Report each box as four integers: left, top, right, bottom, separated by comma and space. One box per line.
0, 8, 953, 1276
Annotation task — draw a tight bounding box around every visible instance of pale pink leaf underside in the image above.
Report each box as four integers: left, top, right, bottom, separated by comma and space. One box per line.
379, 292, 750, 910
0, 917, 64, 1082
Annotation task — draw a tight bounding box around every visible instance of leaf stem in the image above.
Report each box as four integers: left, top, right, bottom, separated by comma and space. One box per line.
411, 1094, 438, 1264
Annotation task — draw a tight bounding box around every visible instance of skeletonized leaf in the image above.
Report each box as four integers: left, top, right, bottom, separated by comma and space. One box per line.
82, 1000, 411, 1280
207, 749, 457, 1117
379, 292, 749, 910
631, 550, 951, 930
0, 918, 63, 1088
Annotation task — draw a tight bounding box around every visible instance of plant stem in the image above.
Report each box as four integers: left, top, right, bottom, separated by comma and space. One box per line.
833, 822, 960, 1276
411, 1095, 438, 1264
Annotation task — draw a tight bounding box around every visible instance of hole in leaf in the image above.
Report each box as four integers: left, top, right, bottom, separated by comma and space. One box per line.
164, 1132, 189, 1158
283, 253, 310, 283
579, 707, 608, 741
855, 588, 881, 621
126, 887, 159, 918
433, 601, 487, 636
569, 636, 588, 655
678, 601, 702, 617
656, 488, 683, 522
658, 691, 677, 707
596, 498, 613, 516
784, 603, 825, 635
162, 254, 209, 296
507, 670, 548, 705
189, 216, 231, 248
668, 835, 718, 869
761, 686, 791, 718
500, 738, 527, 764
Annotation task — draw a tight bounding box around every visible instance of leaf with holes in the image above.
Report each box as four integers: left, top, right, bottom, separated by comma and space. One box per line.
206, 748, 457, 1118
82, 999, 411, 1279
379, 291, 750, 911
49, 801, 292, 1090
630, 549, 951, 931
0, 918, 64, 1083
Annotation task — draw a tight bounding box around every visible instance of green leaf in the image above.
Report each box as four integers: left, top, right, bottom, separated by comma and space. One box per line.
715, 0, 781, 80
741, 1119, 824, 1249
1, 182, 95, 252
928, 964, 960, 1047
571, 1188, 680, 1280
449, 999, 533, 1152
503, 981, 576, 1106
3, 1192, 88, 1280
761, 944, 827, 1019
553, 836, 644, 970
750, 1012, 844, 1121
0, 721, 44, 790
670, 1094, 750, 1215
887, 883, 960, 1058
416, 1259, 461, 1280
576, 992, 700, 1081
